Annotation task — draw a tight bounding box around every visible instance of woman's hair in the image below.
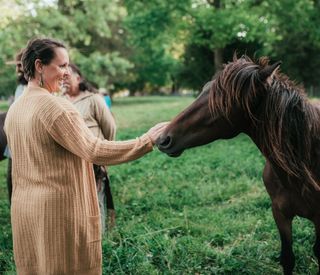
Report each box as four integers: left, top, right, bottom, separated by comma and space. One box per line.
68, 63, 97, 93
15, 50, 28, 85
22, 38, 66, 80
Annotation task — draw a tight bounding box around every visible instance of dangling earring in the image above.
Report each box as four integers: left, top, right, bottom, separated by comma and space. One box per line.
39, 73, 44, 87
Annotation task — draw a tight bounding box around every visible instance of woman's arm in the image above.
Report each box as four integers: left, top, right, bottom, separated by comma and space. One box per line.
45, 107, 166, 166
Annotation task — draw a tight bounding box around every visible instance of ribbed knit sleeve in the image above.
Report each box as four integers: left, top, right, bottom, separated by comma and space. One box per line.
44, 107, 153, 166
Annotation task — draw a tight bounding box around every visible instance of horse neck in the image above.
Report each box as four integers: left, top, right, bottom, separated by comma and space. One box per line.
246, 90, 320, 190
249, 93, 319, 151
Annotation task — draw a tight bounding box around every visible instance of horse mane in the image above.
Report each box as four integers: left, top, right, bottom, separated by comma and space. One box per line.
209, 55, 320, 191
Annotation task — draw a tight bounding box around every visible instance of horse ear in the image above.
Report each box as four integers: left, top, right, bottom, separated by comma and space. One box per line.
259, 61, 282, 83
240, 54, 247, 61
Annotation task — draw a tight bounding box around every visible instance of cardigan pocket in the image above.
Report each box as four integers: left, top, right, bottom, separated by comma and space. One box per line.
87, 215, 101, 243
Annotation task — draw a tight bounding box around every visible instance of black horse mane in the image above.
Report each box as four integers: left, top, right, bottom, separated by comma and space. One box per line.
209, 55, 320, 191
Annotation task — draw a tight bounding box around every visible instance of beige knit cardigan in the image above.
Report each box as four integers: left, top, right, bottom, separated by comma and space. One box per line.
4, 86, 153, 275
63, 91, 116, 141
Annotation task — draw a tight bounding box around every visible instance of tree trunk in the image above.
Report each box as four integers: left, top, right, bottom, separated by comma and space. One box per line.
170, 75, 179, 94
207, 0, 220, 8
214, 48, 223, 72
210, 0, 223, 72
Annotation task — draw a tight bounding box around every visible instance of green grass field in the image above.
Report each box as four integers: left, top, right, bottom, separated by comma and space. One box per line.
0, 96, 318, 274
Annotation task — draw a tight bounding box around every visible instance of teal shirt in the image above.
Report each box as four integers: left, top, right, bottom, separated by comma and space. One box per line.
104, 95, 111, 109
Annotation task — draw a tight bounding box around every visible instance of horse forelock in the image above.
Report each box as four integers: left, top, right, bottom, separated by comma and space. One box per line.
209, 56, 262, 120
208, 55, 320, 192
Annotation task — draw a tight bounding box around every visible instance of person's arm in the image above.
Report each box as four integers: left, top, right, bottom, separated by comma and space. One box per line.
93, 94, 116, 140
45, 107, 167, 166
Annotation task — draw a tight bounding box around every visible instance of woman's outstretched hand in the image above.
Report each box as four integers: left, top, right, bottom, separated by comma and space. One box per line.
146, 122, 170, 145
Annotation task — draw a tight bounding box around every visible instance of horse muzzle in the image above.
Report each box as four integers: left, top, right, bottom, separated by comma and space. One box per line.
156, 134, 184, 157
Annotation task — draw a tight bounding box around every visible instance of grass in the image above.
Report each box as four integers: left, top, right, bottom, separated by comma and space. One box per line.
0, 96, 318, 274
0, 101, 9, 113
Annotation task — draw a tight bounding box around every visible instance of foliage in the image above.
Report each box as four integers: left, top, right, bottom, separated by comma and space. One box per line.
0, 0, 131, 96
123, 0, 320, 94
0, 96, 318, 274
189, 1, 270, 49
176, 44, 215, 91
123, 1, 188, 94
262, 0, 320, 92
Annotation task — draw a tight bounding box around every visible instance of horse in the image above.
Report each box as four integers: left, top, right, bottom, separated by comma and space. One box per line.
157, 55, 320, 275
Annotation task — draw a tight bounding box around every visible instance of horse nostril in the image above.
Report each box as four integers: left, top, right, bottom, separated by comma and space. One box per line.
158, 135, 172, 148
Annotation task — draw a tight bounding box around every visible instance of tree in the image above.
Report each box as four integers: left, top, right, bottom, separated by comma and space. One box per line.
0, 0, 132, 97
1, 0, 320, 97
262, 0, 320, 95
123, 0, 188, 94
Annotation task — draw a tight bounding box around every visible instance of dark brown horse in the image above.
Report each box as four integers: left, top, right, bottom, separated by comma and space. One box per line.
157, 56, 320, 275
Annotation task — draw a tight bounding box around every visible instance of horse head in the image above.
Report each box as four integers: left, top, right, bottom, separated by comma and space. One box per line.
157, 56, 281, 157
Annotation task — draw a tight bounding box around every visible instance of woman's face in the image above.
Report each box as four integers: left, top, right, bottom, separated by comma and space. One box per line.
41, 47, 70, 93
63, 69, 81, 97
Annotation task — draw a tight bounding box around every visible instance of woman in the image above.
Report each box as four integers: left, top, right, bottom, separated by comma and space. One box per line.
4, 49, 29, 204
4, 38, 167, 275
63, 63, 116, 233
